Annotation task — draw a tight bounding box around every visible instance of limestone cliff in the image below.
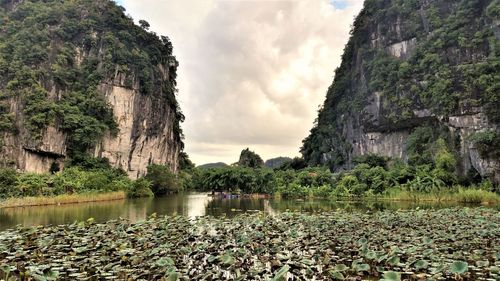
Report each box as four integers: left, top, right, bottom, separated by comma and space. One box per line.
0, 0, 183, 178
302, 0, 500, 182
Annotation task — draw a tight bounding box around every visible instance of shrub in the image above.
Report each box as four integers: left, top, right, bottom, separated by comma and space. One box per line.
277, 182, 309, 199
128, 178, 154, 198
0, 168, 19, 199
470, 130, 500, 159
52, 167, 87, 193
311, 184, 333, 198
16, 173, 52, 197
145, 164, 179, 195
82, 172, 110, 192
387, 160, 415, 185
336, 175, 360, 197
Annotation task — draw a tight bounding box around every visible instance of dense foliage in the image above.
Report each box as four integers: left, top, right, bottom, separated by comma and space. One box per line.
187, 159, 498, 201
470, 129, 500, 159
0, 166, 133, 200
0, 161, 187, 200
185, 138, 497, 201
1, 208, 498, 280
0, 0, 183, 158
145, 164, 179, 195
301, 0, 500, 172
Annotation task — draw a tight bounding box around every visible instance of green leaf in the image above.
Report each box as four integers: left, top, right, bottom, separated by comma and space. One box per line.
450, 261, 468, 274
414, 260, 428, 270
357, 238, 368, 245
156, 257, 175, 267
382, 271, 401, 281
355, 263, 370, 272
430, 264, 446, 274
387, 256, 400, 266
330, 271, 344, 280
45, 270, 59, 281
221, 253, 235, 265
334, 264, 349, 271
271, 265, 290, 281
0, 265, 11, 274
423, 237, 433, 244
72, 246, 87, 254
365, 250, 377, 260
207, 255, 218, 263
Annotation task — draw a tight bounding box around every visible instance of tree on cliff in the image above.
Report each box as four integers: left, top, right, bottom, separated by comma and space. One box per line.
238, 148, 264, 168
179, 151, 195, 171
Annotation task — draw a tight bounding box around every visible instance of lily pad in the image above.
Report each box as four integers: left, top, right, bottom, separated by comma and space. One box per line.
450, 261, 468, 274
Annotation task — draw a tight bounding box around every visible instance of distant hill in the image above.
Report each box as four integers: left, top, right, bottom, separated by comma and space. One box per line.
264, 157, 292, 169
197, 162, 229, 169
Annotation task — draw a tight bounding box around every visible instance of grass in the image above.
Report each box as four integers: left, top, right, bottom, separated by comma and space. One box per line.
0, 191, 127, 209
275, 186, 500, 204
380, 187, 500, 204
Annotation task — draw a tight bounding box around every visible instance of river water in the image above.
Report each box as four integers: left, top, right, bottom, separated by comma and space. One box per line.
0, 192, 496, 231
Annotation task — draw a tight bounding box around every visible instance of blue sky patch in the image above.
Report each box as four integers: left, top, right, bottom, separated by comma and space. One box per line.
330, 0, 348, 9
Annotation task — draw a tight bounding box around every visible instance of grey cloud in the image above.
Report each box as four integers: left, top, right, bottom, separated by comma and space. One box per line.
122, 0, 363, 164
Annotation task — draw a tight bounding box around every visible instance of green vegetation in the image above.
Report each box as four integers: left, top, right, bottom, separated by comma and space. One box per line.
182, 143, 499, 202
190, 167, 276, 194
0, 208, 498, 280
0, 191, 126, 209
0, 159, 189, 205
470, 130, 500, 159
302, 0, 500, 170
186, 162, 499, 203
0, 167, 135, 204
145, 164, 179, 195
0, 166, 131, 200
0, 0, 183, 159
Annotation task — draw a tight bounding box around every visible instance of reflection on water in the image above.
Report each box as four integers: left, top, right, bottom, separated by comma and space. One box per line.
0, 193, 497, 231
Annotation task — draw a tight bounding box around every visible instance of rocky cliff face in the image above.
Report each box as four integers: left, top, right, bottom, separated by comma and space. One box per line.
0, 0, 183, 178
93, 80, 181, 179
302, 0, 500, 182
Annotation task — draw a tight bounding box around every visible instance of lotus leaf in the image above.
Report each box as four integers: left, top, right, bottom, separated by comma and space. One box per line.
334, 264, 348, 271
450, 261, 468, 274
382, 271, 401, 281
414, 260, 428, 270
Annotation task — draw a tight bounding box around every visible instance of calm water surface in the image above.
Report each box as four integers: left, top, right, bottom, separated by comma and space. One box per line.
0, 192, 497, 231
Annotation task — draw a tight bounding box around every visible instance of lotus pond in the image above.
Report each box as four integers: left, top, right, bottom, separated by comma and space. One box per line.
1, 192, 497, 231
0, 207, 499, 280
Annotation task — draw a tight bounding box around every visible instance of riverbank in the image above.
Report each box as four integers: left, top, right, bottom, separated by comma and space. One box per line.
272, 187, 500, 204
380, 187, 500, 204
0, 208, 497, 280
0, 191, 127, 209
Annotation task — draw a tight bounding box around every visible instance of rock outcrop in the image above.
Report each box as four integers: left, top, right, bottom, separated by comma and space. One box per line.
93, 83, 181, 179
0, 0, 183, 178
302, 0, 500, 182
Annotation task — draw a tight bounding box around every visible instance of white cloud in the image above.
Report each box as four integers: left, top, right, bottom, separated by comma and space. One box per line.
121, 0, 364, 165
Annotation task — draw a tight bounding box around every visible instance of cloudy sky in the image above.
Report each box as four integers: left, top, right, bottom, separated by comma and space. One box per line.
119, 0, 364, 165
